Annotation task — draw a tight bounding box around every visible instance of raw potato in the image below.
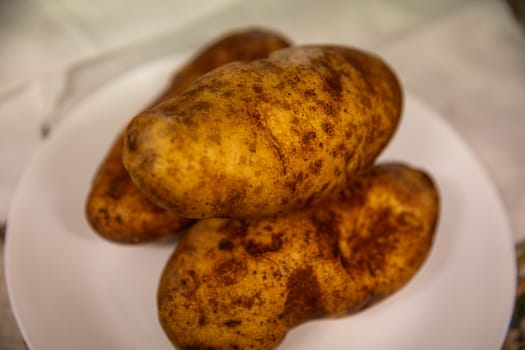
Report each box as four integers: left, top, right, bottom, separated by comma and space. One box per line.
123, 45, 403, 219
85, 28, 291, 243
158, 163, 439, 350
85, 132, 193, 243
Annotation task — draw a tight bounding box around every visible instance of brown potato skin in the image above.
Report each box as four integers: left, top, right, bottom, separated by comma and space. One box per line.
85, 132, 194, 243
123, 45, 403, 219
85, 28, 291, 243
157, 163, 439, 350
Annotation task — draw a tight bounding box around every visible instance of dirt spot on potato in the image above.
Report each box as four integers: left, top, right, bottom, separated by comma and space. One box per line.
282, 265, 324, 325
198, 312, 207, 325
252, 85, 263, 94
223, 319, 242, 327
205, 78, 228, 93
189, 100, 212, 112
319, 101, 337, 117
218, 238, 234, 251
346, 207, 402, 276
303, 89, 316, 98
308, 159, 323, 175
106, 174, 128, 199
285, 171, 307, 194
359, 95, 372, 110
301, 131, 316, 145
329, 143, 347, 159
214, 258, 248, 286
221, 89, 234, 97
177, 269, 200, 298
244, 232, 284, 256
218, 220, 249, 238
290, 74, 301, 85
207, 133, 222, 145
213, 188, 247, 217
310, 208, 341, 260
312, 54, 344, 102
231, 292, 260, 309
247, 110, 264, 128
321, 121, 334, 136
323, 69, 343, 101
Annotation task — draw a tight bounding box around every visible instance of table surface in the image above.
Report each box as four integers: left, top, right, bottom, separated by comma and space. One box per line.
1, 0, 524, 349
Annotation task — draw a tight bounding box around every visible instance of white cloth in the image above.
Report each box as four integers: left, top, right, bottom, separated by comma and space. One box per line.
1, 2, 524, 347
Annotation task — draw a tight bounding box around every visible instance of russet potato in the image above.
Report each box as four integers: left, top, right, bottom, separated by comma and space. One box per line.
85, 28, 291, 243
123, 45, 402, 219
157, 163, 439, 350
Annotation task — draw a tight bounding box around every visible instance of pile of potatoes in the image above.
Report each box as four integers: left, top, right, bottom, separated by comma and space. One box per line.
86, 28, 439, 350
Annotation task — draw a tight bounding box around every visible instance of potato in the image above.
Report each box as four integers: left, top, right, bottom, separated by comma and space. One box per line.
123, 45, 402, 219
85, 132, 194, 243
157, 163, 439, 350
85, 28, 291, 243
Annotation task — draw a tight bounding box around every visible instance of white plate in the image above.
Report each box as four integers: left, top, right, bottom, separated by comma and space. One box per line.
5, 55, 516, 350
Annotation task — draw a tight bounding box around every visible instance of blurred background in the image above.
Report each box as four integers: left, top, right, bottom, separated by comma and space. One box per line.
0, 0, 524, 349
